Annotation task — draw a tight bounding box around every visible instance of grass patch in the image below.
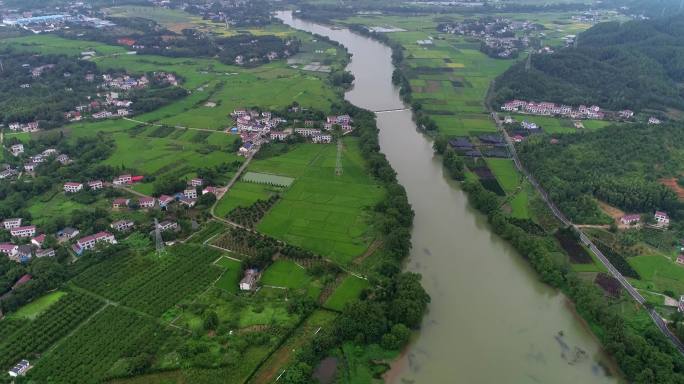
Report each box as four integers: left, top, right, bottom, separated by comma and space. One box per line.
8, 291, 66, 320
324, 276, 369, 311
214, 256, 242, 294
261, 260, 310, 289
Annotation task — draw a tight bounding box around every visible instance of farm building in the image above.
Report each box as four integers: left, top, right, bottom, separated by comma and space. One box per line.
240, 269, 260, 291
8, 359, 30, 377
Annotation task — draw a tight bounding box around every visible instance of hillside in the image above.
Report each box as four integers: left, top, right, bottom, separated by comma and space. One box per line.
518, 123, 684, 223
493, 16, 684, 114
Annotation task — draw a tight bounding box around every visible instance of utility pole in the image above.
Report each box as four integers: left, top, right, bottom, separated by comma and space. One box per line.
154, 218, 164, 256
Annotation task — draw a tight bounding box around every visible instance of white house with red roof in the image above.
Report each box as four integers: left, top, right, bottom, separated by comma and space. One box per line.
111, 220, 134, 232
112, 198, 130, 209
202, 186, 218, 195
139, 197, 155, 208
620, 214, 641, 226
63, 182, 83, 193
0, 243, 18, 256
159, 195, 174, 208
73, 231, 117, 255
10, 226, 36, 238
31, 234, 46, 247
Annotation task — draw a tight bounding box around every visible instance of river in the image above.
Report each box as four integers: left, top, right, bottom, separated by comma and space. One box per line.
277, 11, 618, 384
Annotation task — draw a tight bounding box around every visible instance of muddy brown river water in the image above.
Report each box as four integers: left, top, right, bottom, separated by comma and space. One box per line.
278, 11, 619, 383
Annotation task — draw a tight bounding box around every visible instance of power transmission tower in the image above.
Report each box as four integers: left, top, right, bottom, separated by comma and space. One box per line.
154, 218, 164, 256
335, 139, 343, 176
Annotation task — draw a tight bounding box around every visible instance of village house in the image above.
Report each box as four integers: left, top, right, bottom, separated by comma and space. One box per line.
311, 134, 333, 144
111, 219, 134, 232
159, 195, 174, 209
0, 243, 18, 257
184, 189, 198, 199
3, 218, 22, 230
12, 274, 31, 290
512, 134, 524, 143
42, 148, 57, 157
56, 154, 70, 165
202, 186, 218, 195
179, 196, 196, 208
0, 168, 17, 179
294, 128, 321, 137
88, 180, 103, 190
270, 131, 290, 141
31, 234, 45, 248
521, 120, 539, 130
648, 117, 662, 125
10, 225, 36, 238
654, 211, 670, 227
240, 269, 260, 291
92, 111, 112, 120
113, 174, 132, 185
57, 227, 79, 241
8, 359, 30, 377
504, 116, 514, 124
64, 182, 84, 193
139, 197, 155, 209
23, 161, 39, 172
15, 245, 32, 263
619, 110, 634, 119
189, 178, 204, 187
73, 231, 117, 255
679, 295, 684, 313
157, 220, 178, 232
35, 248, 55, 258
112, 198, 130, 209
620, 214, 641, 226
10, 144, 24, 156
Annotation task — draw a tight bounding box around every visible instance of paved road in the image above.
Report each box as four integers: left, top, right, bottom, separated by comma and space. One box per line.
490, 111, 684, 355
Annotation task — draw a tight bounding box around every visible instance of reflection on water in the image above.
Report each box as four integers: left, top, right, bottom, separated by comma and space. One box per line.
278, 11, 618, 384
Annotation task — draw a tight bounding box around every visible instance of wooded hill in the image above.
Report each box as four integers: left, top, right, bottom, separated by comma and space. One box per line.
493, 16, 684, 114
518, 123, 684, 224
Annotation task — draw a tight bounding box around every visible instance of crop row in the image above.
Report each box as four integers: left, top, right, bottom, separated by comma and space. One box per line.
72, 245, 222, 316
28, 306, 169, 383
0, 292, 103, 370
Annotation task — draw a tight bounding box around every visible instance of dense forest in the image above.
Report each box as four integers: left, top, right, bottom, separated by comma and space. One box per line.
493, 16, 684, 113
0, 51, 100, 128
517, 123, 684, 223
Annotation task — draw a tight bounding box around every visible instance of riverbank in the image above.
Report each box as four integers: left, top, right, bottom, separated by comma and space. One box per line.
279, 11, 618, 383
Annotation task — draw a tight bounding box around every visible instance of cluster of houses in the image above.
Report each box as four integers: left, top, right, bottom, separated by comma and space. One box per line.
8, 121, 39, 133
437, 17, 541, 58
4, 145, 71, 176
111, 178, 219, 211
0, 218, 55, 263
231, 110, 353, 156
501, 100, 616, 120
619, 211, 670, 228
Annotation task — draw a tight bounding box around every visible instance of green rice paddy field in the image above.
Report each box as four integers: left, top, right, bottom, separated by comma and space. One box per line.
251, 139, 385, 265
